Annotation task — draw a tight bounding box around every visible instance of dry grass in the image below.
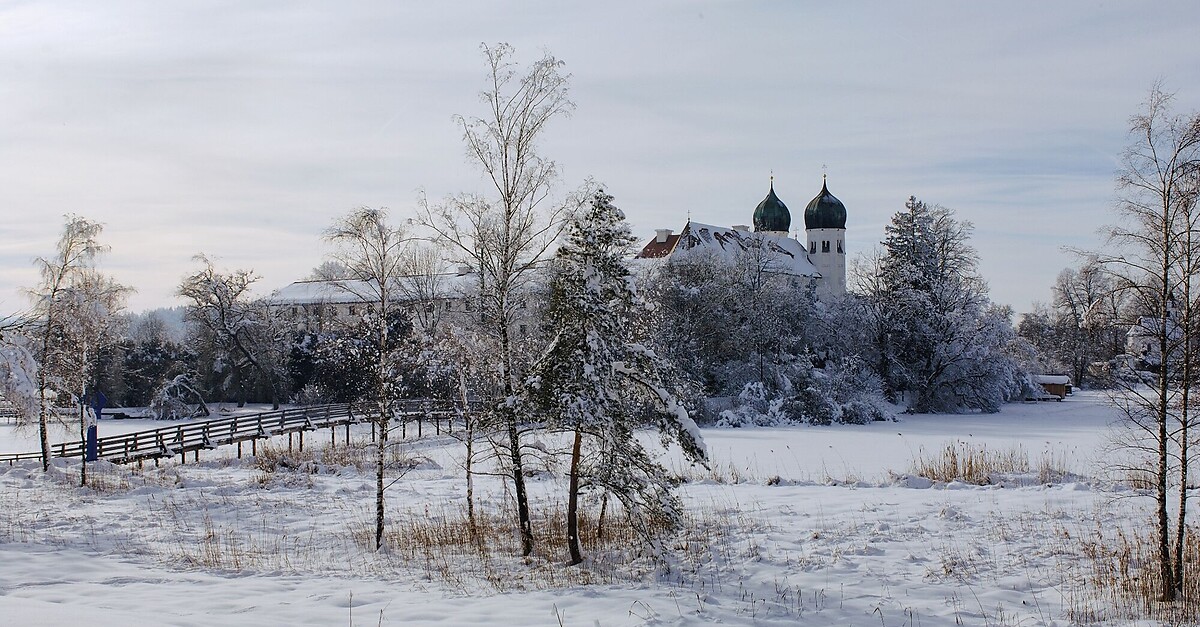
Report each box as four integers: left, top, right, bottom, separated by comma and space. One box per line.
1122, 468, 1157, 491
351, 496, 758, 594
1069, 524, 1200, 626
910, 441, 1072, 486
251, 440, 371, 474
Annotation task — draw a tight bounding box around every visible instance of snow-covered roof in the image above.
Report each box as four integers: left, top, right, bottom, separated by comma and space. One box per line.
669, 221, 820, 278
1033, 375, 1071, 385
271, 280, 372, 305
271, 272, 481, 305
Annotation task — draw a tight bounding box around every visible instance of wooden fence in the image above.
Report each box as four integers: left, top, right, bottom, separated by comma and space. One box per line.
0, 400, 464, 466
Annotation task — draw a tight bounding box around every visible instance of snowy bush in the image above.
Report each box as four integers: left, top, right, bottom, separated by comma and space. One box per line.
838, 399, 887, 424
291, 382, 335, 406
713, 357, 893, 427
0, 336, 39, 424
150, 373, 209, 420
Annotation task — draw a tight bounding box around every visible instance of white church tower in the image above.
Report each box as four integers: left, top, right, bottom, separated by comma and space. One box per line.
803, 175, 847, 296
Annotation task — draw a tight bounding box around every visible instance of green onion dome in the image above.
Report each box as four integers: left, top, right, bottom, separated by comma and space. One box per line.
753, 182, 791, 233
804, 178, 847, 230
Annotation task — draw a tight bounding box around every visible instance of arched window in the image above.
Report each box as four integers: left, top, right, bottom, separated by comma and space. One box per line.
809, 241, 816, 254
822, 241, 830, 253
837, 240, 843, 254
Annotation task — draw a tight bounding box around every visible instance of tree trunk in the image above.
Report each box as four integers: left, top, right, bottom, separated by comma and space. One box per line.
566, 426, 583, 566
79, 400, 88, 487
459, 370, 475, 527
375, 412, 387, 551
596, 490, 609, 541
1158, 264, 1176, 601
499, 317, 534, 556
37, 376, 51, 472
508, 413, 533, 556
1176, 415, 1189, 596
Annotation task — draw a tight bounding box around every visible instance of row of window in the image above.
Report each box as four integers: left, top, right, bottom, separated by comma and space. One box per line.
284, 304, 531, 336
808, 240, 844, 255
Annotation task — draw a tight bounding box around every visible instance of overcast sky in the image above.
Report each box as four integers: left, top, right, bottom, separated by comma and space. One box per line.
2, 1, 1199, 315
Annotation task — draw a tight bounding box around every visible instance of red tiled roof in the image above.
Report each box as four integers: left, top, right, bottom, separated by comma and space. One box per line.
636, 233, 681, 259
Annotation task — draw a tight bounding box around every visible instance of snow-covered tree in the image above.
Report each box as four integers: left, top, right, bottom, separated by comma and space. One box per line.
645, 245, 816, 397
419, 43, 577, 557
150, 372, 210, 420
55, 267, 131, 484
523, 191, 707, 565
323, 206, 417, 551
1098, 84, 1200, 601
865, 197, 1021, 412
117, 311, 195, 407
178, 255, 285, 409
0, 326, 39, 426
26, 216, 112, 471
1017, 260, 1128, 388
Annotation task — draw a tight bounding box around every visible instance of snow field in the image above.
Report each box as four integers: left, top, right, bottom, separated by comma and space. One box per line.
0, 392, 1179, 625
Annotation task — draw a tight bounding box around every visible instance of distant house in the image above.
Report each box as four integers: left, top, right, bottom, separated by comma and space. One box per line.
269, 268, 538, 337
1125, 304, 1182, 371
1030, 375, 1071, 401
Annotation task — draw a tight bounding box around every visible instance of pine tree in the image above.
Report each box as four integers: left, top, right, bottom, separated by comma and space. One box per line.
524, 191, 707, 565
871, 197, 1019, 412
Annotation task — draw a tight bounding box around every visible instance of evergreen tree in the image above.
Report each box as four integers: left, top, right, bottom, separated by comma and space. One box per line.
524, 191, 707, 565
870, 197, 1021, 412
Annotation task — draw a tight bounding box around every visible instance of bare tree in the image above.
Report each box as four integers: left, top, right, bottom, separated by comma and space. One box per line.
56, 268, 131, 484
419, 43, 576, 556
1050, 261, 1127, 387
178, 256, 285, 409
324, 206, 413, 551
396, 242, 449, 335
26, 216, 108, 471
1100, 83, 1200, 601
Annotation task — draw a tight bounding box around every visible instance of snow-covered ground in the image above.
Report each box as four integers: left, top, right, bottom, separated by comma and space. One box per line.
0, 393, 1175, 625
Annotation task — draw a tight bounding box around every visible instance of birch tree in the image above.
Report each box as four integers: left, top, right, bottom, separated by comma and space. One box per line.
324, 206, 413, 551
1100, 84, 1200, 601
419, 42, 575, 556
56, 268, 130, 484
27, 216, 108, 471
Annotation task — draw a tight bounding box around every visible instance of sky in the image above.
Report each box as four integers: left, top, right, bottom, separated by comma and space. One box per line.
2, 1, 1199, 315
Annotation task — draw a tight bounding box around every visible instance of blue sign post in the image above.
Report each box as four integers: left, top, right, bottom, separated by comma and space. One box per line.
86, 391, 106, 462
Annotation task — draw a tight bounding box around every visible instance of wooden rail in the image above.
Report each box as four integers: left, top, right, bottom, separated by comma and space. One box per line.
0, 400, 464, 466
